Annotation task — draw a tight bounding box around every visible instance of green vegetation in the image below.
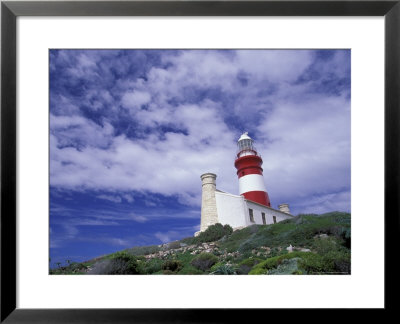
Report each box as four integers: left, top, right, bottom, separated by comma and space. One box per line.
177, 265, 204, 275
125, 245, 161, 256
210, 263, 237, 275
219, 212, 351, 254
49, 260, 95, 275
51, 212, 351, 275
236, 257, 263, 274
182, 223, 233, 245
139, 258, 163, 274
191, 253, 219, 271
97, 251, 140, 275
249, 252, 310, 274
162, 260, 183, 273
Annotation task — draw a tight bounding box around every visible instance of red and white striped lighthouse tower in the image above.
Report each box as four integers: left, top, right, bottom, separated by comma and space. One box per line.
234, 132, 271, 207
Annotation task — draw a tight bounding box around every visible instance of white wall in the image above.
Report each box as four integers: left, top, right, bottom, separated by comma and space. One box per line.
246, 200, 293, 225
215, 191, 248, 228
215, 191, 293, 229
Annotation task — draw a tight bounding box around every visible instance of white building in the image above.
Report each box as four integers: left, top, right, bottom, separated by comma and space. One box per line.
197, 173, 293, 235
196, 133, 293, 235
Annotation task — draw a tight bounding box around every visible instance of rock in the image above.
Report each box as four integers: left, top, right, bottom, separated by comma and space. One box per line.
300, 248, 311, 252
286, 245, 293, 253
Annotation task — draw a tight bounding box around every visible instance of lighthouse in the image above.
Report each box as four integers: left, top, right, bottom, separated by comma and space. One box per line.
196, 131, 292, 236
234, 132, 271, 207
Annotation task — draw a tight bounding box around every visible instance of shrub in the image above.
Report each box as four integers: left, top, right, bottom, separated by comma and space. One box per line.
218, 212, 351, 255
248, 250, 349, 275
164, 241, 181, 250
297, 253, 333, 274
224, 255, 235, 262
236, 257, 263, 274
88, 251, 139, 275
193, 223, 233, 244
140, 258, 163, 274
324, 250, 351, 274
312, 237, 339, 254
334, 257, 351, 274
125, 245, 161, 256
310, 238, 351, 274
267, 258, 301, 275
178, 265, 205, 275
249, 252, 313, 275
191, 253, 218, 271
269, 247, 283, 258
162, 260, 182, 272
210, 262, 225, 272
223, 224, 233, 236
248, 266, 269, 275
174, 251, 197, 266
135, 255, 146, 262
210, 263, 237, 275
179, 236, 196, 245
237, 264, 252, 275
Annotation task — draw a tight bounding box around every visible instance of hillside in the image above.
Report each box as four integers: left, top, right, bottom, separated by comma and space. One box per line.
50, 211, 351, 275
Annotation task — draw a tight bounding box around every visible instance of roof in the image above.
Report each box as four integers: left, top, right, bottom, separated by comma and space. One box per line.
238, 132, 252, 142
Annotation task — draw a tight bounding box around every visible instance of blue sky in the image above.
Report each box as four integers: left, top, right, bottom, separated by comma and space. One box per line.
49, 49, 351, 266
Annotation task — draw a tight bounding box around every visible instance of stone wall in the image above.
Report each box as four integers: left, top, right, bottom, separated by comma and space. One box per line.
278, 203, 291, 214
200, 173, 219, 231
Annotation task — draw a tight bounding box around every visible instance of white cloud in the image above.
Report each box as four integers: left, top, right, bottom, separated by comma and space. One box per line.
154, 231, 180, 243
50, 50, 351, 215
256, 94, 350, 210
130, 214, 148, 223
50, 101, 238, 206
121, 90, 151, 111
50, 114, 114, 148
96, 194, 122, 203
107, 238, 131, 246
294, 190, 351, 214
122, 194, 134, 203
235, 50, 313, 82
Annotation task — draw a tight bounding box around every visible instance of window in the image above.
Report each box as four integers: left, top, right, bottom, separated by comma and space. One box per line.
273, 216, 277, 224
249, 209, 255, 223
262, 213, 266, 225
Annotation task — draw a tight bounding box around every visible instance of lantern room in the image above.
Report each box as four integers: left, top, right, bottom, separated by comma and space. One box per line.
237, 132, 258, 157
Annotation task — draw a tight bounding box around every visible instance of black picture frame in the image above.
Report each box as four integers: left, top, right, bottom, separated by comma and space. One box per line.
1, 0, 399, 322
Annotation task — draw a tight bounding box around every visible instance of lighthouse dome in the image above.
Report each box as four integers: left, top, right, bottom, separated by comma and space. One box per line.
237, 132, 257, 157
238, 132, 252, 142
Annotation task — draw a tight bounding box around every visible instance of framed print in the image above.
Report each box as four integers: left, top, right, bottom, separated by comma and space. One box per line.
1, 0, 399, 322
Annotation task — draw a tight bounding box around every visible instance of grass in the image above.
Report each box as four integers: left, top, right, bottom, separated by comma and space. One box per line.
219, 211, 350, 254
51, 211, 351, 275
